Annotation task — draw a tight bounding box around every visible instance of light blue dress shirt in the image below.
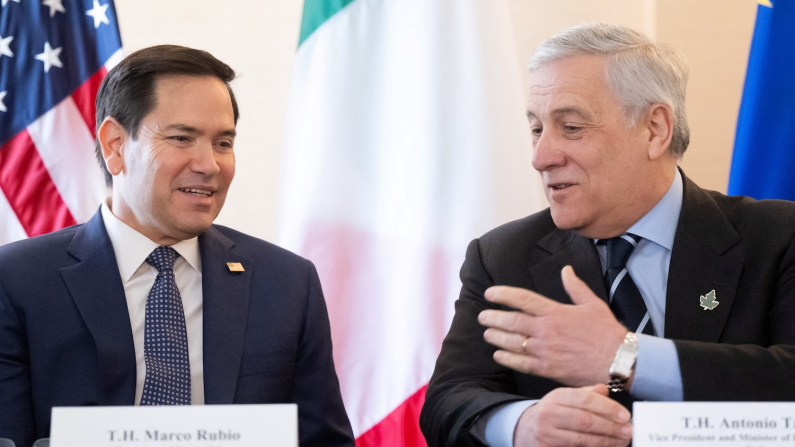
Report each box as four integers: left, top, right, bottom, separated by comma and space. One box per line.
484, 170, 685, 447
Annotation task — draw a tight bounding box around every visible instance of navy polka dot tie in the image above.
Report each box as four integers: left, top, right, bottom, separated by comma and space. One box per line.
140, 246, 191, 405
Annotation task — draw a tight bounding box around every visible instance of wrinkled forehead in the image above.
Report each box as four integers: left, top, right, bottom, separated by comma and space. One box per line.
526, 55, 617, 121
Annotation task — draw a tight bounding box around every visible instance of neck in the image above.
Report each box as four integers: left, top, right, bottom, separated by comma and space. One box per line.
580, 163, 678, 239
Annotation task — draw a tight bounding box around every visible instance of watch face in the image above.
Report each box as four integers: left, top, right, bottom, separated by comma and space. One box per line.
616, 350, 632, 365
610, 344, 638, 378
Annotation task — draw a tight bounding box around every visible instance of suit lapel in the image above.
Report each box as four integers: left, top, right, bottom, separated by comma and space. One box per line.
529, 229, 608, 304
664, 174, 742, 342
59, 210, 137, 404
200, 226, 253, 404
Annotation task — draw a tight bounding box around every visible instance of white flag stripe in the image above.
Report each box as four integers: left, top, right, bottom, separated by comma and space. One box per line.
280, 0, 542, 437
0, 190, 28, 245
27, 96, 108, 223
104, 48, 124, 71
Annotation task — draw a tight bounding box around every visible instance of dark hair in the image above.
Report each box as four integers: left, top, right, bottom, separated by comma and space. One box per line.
94, 45, 240, 186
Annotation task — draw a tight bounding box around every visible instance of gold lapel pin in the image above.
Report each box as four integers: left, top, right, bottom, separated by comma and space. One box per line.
226, 262, 245, 272
699, 289, 719, 310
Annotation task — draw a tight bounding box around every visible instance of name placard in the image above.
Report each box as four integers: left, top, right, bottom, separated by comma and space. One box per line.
634, 402, 795, 447
50, 405, 297, 447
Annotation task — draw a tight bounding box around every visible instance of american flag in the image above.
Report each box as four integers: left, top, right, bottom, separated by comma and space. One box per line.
0, 0, 122, 245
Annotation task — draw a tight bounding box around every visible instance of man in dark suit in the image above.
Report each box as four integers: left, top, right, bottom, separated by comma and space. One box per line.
420, 23, 795, 447
0, 45, 354, 447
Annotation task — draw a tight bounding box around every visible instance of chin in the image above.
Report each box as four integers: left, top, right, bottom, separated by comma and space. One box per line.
175, 218, 215, 239
549, 207, 579, 231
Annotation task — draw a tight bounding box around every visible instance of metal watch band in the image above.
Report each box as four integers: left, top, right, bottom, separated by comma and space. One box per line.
607, 332, 638, 393
607, 376, 628, 393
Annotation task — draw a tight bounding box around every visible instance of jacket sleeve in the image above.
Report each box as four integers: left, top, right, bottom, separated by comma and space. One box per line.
291, 262, 355, 447
420, 239, 530, 447
0, 278, 35, 447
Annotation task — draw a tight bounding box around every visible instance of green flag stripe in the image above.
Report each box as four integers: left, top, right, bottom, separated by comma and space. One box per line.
298, 0, 357, 46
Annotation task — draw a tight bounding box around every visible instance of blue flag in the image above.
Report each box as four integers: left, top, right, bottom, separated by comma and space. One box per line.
728, 1, 795, 200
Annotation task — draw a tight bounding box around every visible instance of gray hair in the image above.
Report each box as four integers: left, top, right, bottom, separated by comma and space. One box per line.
529, 23, 690, 157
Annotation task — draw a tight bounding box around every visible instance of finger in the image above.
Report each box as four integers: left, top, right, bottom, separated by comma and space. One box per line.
543, 398, 632, 442
478, 309, 534, 333
588, 383, 610, 398
549, 421, 632, 447
517, 401, 630, 447
561, 266, 601, 306
484, 285, 559, 316
492, 349, 541, 375
555, 386, 631, 423
483, 327, 530, 353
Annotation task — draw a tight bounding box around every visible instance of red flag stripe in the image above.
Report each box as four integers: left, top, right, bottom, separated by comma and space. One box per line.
27, 97, 108, 224
71, 66, 108, 134
355, 385, 428, 447
0, 131, 77, 236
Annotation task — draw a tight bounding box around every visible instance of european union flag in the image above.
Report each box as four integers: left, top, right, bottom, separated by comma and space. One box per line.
728, 0, 795, 200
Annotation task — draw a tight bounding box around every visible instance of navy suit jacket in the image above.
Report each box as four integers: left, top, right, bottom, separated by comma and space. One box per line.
0, 210, 354, 447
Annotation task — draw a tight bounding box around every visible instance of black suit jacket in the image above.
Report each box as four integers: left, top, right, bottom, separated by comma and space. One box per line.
0, 210, 354, 447
420, 173, 795, 447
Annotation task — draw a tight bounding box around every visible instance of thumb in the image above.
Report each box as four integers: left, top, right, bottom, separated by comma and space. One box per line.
587, 383, 610, 397
561, 265, 600, 305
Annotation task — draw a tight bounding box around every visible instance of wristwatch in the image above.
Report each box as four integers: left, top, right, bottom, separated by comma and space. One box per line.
607, 332, 638, 393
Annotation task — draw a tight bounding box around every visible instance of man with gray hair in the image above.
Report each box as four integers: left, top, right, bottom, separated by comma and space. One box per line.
420, 23, 795, 447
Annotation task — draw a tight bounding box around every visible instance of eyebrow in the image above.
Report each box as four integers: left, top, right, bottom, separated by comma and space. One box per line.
165, 124, 237, 138
165, 124, 200, 134
526, 107, 593, 121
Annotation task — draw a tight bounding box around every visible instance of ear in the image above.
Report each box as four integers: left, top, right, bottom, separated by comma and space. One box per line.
645, 104, 674, 161
98, 117, 128, 176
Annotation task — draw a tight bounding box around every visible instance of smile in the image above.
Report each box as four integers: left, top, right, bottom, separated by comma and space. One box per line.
549, 184, 573, 190
179, 188, 213, 197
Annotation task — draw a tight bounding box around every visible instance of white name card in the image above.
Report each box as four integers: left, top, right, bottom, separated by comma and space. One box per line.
634, 402, 795, 447
50, 405, 297, 447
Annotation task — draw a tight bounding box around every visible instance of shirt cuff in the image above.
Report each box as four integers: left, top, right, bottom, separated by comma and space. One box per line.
483, 400, 537, 447
632, 333, 684, 401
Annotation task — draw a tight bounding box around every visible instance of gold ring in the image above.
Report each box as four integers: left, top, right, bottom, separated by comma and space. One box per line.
522, 336, 529, 351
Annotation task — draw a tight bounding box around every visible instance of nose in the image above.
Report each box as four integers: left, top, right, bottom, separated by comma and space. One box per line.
531, 131, 566, 172
191, 140, 222, 177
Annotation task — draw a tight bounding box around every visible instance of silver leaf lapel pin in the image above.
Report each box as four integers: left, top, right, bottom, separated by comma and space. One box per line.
699, 289, 719, 310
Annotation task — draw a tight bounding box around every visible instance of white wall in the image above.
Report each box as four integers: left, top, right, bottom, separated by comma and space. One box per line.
115, 0, 757, 242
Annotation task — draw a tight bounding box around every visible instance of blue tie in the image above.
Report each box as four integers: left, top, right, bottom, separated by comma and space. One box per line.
140, 246, 191, 405
604, 234, 655, 336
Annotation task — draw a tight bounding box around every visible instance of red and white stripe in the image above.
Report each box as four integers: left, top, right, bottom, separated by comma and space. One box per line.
0, 49, 123, 245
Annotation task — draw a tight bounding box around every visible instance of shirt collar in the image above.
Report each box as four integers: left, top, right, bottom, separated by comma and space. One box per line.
625, 168, 683, 251
101, 198, 202, 282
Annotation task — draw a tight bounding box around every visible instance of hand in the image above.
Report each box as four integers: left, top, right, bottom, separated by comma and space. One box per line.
478, 266, 627, 386
514, 385, 632, 447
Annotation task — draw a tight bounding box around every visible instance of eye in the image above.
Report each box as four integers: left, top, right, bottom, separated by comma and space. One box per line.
562, 125, 580, 132
168, 135, 191, 142
215, 139, 234, 150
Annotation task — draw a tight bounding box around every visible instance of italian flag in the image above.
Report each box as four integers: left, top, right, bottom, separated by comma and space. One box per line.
278, 0, 545, 444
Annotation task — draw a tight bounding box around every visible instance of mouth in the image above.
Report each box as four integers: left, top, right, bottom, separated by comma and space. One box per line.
178, 188, 215, 197
547, 183, 574, 191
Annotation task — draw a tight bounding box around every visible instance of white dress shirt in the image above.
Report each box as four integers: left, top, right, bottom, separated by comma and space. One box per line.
101, 200, 205, 405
